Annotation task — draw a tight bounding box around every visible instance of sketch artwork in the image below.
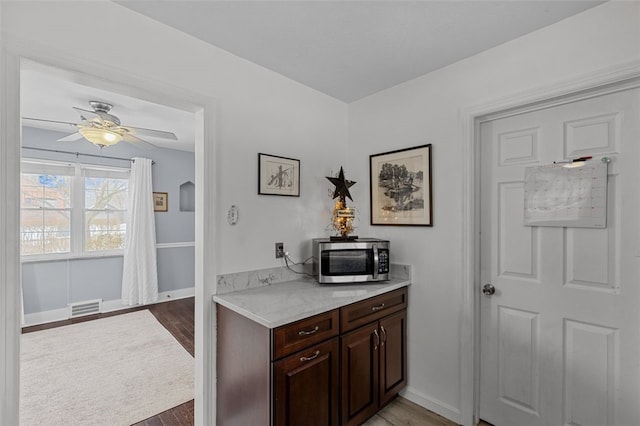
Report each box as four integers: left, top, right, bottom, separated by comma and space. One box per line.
258, 153, 300, 197
266, 162, 294, 191
370, 144, 432, 226
377, 159, 424, 213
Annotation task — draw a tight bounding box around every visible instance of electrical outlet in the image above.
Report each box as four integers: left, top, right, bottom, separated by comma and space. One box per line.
275, 242, 284, 258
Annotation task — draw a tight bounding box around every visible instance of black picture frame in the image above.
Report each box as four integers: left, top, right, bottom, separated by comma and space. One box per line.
258, 153, 300, 197
370, 144, 432, 226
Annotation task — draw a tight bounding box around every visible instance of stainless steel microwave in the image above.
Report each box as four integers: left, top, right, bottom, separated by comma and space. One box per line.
312, 238, 390, 284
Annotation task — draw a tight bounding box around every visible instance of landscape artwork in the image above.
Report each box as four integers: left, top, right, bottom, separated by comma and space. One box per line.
370, 144, 432, 226
258, 153, 300, 197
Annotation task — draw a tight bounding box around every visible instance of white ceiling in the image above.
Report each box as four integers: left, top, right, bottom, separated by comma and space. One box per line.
118, 0, 604, 102
22, 1, 604, 151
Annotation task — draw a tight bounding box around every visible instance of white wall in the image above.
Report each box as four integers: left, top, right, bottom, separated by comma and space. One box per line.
2, 0, 348, 274
347, 1, 640, 421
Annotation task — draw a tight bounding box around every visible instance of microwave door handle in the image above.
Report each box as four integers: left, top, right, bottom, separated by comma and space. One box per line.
372, 244, 379, 280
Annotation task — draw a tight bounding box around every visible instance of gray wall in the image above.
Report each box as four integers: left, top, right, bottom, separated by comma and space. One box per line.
21, 127, 195, 315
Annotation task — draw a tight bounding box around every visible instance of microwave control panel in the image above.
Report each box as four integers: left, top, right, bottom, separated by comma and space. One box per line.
378, 249, 390, 273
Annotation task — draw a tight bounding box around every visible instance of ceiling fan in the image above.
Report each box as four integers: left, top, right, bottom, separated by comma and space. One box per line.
22, 101, 178, 149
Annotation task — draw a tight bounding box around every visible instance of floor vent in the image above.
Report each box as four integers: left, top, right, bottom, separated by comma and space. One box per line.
69, 299, 102, 318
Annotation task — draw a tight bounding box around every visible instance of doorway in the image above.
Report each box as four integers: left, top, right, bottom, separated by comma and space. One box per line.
18, 60, 199, 424
0, 49, 216, 424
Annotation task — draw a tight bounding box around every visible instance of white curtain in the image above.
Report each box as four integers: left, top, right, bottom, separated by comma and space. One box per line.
121, 157, 158, 305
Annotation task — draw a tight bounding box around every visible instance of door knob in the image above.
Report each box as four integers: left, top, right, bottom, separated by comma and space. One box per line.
482, 283, 496, 296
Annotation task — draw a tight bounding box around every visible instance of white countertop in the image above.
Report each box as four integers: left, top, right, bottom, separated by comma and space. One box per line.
213, 277, 411, 329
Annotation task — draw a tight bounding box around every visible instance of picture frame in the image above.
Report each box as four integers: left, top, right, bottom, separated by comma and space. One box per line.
153, 192, 168, 212
370, 144, 432, 226
258, 153, 300, 197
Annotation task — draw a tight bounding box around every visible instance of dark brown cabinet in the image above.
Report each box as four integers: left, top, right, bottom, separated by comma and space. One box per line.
217, 287, 408, 426
340, 294, 407, 426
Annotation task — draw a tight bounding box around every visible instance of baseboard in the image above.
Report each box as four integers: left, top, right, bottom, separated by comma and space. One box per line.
400, 386, 461, 425
22, 287, 196, 327
23, 307, 69, 327
101, 287, 196, 313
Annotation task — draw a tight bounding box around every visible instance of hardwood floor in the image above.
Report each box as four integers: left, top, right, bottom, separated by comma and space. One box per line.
23, 297, 195, 426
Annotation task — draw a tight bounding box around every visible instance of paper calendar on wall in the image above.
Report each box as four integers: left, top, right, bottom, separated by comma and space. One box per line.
524, 162, 607, 228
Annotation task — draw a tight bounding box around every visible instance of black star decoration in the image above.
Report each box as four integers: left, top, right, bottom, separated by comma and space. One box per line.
326, 167, 356, 201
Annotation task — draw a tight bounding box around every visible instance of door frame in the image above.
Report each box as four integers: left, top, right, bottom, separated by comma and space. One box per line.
0, 38, 219, 424
459, 60, 640, 426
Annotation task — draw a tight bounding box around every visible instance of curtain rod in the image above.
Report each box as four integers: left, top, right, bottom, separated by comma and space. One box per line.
22, 146, 155, 164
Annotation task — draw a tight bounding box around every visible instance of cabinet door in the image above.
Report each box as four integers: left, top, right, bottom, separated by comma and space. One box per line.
273, 338, 339, 426
379, 310, 407, 407
341, 324, 380, 426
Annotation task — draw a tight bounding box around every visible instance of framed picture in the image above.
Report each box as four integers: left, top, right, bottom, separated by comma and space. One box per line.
153, 192, 168, 212
258, 153, 300, 197
370, 144, 432, 226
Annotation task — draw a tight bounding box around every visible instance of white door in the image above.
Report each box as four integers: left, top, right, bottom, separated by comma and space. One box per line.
479, 88, 640, 426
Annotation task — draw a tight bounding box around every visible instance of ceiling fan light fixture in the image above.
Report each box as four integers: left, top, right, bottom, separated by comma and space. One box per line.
79, 127, 123, 147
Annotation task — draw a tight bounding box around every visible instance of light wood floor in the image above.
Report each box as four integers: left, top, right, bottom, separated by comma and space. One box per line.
364, 397, 457, 426
364, 397, 494, 426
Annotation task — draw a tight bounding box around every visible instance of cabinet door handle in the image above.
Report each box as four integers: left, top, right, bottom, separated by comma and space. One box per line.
298, 326, 319, 336
373, 329, 380, 350
300, 350, 320, 363
371, 303, 385, 311
380, 325, 387, 346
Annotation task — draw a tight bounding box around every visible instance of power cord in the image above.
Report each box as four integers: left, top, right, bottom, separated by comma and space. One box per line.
283, 252, 315, 277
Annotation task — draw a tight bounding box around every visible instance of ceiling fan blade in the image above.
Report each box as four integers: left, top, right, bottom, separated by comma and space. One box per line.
122, 132, 158, 149
22, 117, 78, 128
72, 107, 103, 122
57, 132, 84, 142
126, 125, 178, 141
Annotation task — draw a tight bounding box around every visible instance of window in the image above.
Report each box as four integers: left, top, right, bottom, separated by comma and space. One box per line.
84, 170, 128, 252
20, 160, 130, 258
20, 169, 73, 255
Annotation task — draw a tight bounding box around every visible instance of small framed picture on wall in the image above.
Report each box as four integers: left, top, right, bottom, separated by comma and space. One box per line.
153, 192, 168, 212
258, 153, 300, 197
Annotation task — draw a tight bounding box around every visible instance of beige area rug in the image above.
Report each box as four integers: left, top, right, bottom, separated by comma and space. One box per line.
20, 310, 194, 426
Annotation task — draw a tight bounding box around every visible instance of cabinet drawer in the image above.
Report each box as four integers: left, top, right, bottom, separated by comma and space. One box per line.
340, 287, 408, 333
273, 309, 339, 360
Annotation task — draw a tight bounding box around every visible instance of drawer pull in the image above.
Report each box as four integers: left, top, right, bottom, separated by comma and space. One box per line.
298, 326, 320, 336
371, 303, 386, 312
300, 350, 320, 362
